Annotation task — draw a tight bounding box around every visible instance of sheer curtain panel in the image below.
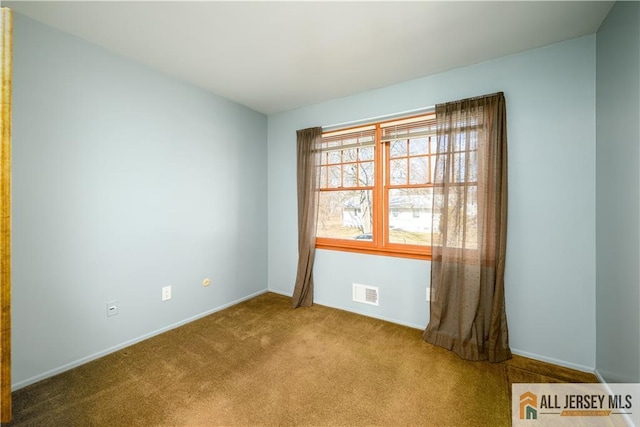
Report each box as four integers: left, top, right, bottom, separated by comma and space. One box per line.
423, 92, 511, 362
292, 127, 322, 308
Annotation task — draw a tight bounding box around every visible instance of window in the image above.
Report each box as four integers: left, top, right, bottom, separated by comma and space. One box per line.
316, 113, 441, 260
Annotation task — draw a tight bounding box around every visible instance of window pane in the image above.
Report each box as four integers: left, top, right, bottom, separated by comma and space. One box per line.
409, 138, 428, 155
433, 185, 478, 249
328, 165, 341, 188
359, 146, 374, 161
429, 136, 438, 154
409, 157, 428, 185
450, 131, 478, 152
452, 152, 478, 183
390, 159, 407, 185
317, 190, 374, 240
320, 152, 327, 166
343, 164, 358, 187
319, 166, 327, 188
388, 188, 434, 246
358, 162, 374, 186
429, 156, 437, 183
343, 148, 357, 162
452, 133, 465, 152
327, 151, 341, 164
468, 150, 478, 182
434, 155, 446, 183
453, 152, 466, 182
390, 140, 407, 158
468, 132, 478, 151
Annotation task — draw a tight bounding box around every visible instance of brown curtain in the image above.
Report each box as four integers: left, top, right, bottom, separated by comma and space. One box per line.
292, 127, 322, 308
0, 6, 12, 422
423, 92, 511, 362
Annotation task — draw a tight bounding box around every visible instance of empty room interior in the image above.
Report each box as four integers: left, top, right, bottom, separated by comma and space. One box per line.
1, 1, 639, 426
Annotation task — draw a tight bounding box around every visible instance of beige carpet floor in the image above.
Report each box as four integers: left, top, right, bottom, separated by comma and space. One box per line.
3, 292, 596, 426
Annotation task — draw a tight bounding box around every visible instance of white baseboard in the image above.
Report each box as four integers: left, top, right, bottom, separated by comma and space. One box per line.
510, 348, 596, 375
267, 289, 425, 329
594, 367, 635, 383
594, 368, 607, 383
312, 297, 426, 330
266, 288, 292, 297
12, 289, 269, 391
593, 370, 637, 427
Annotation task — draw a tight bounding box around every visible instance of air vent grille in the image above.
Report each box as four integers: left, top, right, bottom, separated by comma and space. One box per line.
352, 283, 379, 306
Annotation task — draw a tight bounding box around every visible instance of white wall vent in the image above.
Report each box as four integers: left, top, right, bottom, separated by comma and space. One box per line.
352, 283, 379, 306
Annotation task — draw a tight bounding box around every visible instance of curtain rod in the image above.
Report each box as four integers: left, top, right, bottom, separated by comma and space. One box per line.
322, 105, 435, 132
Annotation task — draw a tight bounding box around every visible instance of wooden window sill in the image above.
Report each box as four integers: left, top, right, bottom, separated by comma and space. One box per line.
315, 241, 431, 261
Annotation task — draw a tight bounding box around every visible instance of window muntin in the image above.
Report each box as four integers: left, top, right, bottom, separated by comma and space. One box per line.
316, 127, 376, 241
387, 188, 432, 246
383, 116, 437, 249
317, 189, 374, 240
316, 113, 464, 260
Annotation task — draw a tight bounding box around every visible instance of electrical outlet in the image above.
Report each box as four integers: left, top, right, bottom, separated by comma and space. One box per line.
426, 287, 431, 302
202, 278, 211, 287
106, 301, 118, 317
162, 286, 172, 301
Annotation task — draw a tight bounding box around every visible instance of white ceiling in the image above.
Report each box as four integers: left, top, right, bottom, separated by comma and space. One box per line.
7, 1, 614, 115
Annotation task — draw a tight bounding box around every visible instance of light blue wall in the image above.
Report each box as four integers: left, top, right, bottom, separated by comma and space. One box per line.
12, 7, 605, 387
595, 1, 640, 383
12, 14, 268, 388
268, 36, 597, 370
